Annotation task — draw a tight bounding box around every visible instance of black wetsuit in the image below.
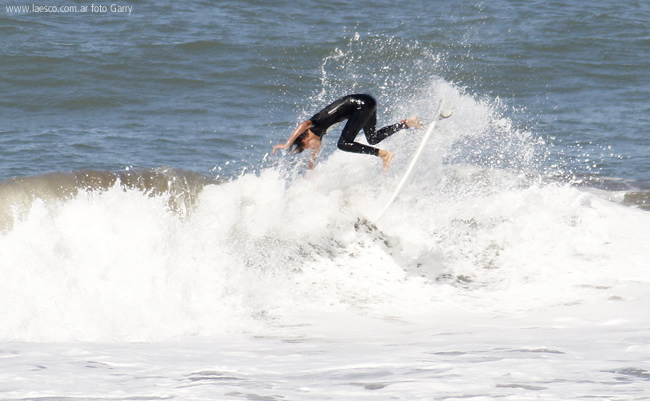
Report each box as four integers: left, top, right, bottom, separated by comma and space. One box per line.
309, 94, 407, 157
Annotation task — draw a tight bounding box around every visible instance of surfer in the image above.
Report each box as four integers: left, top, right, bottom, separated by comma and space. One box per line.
272, 94, 422, 172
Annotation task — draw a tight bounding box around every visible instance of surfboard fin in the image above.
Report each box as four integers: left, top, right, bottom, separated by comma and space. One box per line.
440, 109, 454, 118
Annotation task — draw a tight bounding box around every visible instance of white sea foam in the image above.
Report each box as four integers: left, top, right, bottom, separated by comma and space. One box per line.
1, 81, 648, 345
1, 80, 649, 401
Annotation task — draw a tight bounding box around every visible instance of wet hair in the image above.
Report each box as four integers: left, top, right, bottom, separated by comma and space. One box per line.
290, 131, 308, 154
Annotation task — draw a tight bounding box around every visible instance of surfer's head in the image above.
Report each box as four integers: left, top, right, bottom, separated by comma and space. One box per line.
290, 132, 308, 154
291, 131, 321, 154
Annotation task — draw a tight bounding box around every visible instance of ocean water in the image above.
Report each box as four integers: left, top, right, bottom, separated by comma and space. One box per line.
1, 0, 649, 399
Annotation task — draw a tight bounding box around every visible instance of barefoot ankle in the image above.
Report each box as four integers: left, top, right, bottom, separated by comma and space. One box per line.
379, 150, 394, 173
406, 116, 423, 129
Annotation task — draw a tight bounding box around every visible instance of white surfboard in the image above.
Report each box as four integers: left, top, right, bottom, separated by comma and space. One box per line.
373, 99, 451, 222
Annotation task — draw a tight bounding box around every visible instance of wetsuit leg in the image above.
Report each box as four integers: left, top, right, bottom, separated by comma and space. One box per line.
364, 119, 409, 145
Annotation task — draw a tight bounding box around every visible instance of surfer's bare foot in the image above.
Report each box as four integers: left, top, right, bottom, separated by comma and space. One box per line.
406, 116, 423, 129
379, 150, 394, 173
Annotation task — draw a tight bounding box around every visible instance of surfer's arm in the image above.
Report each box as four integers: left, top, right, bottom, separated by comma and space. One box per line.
307, 141, 321, 170
272, 120, 313, 154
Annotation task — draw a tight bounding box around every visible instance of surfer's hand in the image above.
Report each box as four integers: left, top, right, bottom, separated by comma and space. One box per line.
272, 143, 289, 154
406, 116, 423, 129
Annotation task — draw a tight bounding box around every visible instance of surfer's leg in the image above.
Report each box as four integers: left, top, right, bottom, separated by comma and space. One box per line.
365, 120, 409, 145
336, 104, 380, 156
337, 111, 394, 172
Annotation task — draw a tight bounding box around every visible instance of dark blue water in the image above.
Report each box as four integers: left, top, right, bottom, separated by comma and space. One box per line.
1, 0, 648, 188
